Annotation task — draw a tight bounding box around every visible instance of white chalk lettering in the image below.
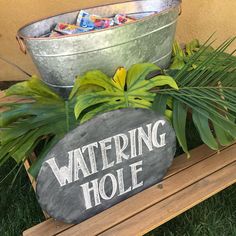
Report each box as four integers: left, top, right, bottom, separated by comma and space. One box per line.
99, 137, 114, 170
117, 168, 131, 195
114, 133, 130, 164
138, 123, 153, 155
129, 129, 137, 158
46, 119, 168, 194
45, 151, 73, 187
82, 142, 98, 175
152, 120, 166, 148
80, 179, 101, 210
130, 161, 143, 190
80, 161, 143, 209
99, 173, 118, 200
74, 148, 91, 181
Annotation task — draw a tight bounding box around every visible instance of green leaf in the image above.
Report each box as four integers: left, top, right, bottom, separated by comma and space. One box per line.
152, 94, 168, 115
74, 64, 174, 122
28, 137, 60, 177
192, 109, 218, 150
0, 77, 78, 168
185, 39, 200, 56
126, 63, 162, 89
6, 76, 62, 101
129, 75, 179, 91
164, 109, 173, 121
172, 100, 189, 157
159, 37, 236, 151
170, 41, 186, 70
214, 122, 235, 146
212, 114, 235, 146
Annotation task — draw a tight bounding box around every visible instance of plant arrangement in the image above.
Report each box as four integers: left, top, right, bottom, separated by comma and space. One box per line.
0, 37, 236, 178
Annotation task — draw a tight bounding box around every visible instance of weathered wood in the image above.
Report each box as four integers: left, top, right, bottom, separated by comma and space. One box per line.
24, 154, 51, 220
23, 143, 236, 236
99, 162, 236, 236
24, 159, 36, 191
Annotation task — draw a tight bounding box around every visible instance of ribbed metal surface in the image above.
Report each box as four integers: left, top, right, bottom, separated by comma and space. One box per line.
17, 0, 181, 91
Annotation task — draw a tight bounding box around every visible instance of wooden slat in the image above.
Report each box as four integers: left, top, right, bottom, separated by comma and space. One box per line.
99, 162, 236, 236
24, 159, 36, 191
23, 144, 236, 236
56, 143, 236, 236
23, 144, 216, 236
166, 144, 216, 177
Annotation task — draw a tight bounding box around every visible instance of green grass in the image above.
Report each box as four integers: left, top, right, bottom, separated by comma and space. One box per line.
0, 121, 235, 236
0, 160, 44, 236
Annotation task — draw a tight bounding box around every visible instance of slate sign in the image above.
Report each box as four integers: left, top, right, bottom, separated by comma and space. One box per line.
36, 108, 176, 224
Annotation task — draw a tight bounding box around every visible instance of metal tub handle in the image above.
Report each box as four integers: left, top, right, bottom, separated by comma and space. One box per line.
16, 35, 27, 54
178, 4, 182, 16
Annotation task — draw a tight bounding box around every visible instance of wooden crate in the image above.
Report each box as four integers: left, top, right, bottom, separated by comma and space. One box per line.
23, 143, 236, 236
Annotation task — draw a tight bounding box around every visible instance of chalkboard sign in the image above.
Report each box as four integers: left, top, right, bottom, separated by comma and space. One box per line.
36, 108, 176, 223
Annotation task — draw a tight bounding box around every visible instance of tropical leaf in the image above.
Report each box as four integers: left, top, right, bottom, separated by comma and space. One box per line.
172, 100, 189, 157
154, 37, 236, 154
152, 94, 169, 115
74, 63, 179, 123
213, 123, 235, 146
28, 136, 60, 177
0, 77, 78, 176
192, 109, 218, 150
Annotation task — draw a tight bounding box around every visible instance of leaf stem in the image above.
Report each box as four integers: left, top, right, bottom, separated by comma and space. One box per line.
65, 100, 70, 132
124, 91, 129, 107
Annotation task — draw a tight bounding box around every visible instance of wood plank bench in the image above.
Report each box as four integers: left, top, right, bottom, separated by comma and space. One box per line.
23, 143, 236, 236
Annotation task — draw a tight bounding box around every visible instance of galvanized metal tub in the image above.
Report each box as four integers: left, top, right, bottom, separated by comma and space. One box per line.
17, 0, 181, 93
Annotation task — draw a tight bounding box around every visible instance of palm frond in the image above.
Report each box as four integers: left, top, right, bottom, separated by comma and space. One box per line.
153, 37, 236, 154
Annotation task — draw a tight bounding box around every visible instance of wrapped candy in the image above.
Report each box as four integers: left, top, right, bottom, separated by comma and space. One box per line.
114, 14, 136, 25
49, 31, 63, 37
77, 10, 114, 30
43, 10, 138, 38
54, 23, 91, 35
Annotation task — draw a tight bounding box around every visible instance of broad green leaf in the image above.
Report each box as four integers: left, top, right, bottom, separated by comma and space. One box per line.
212, 113, 235, 146
152, 94, 168, 115
213, 121, 234, 146
74, 63, 175, 122
0, 78, 78, 175
74, 92, 125, 119
80, 103, 123, 124
172, 100, 189, 157
28, 137, 60, 177
126, 63, 162, 89
6, 76, 62, 101
74, 70, 117, 92
69, 83, 104, 99
192, 109, 218, 150
129, 75, 179, 91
